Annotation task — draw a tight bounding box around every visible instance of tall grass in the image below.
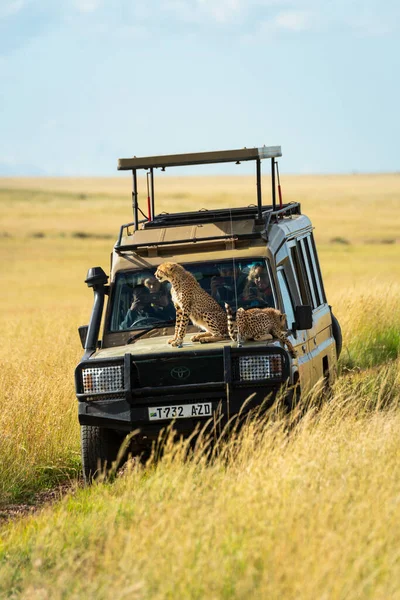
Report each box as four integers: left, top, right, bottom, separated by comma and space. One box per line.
0, 248, 399, 505
0, 280, 398, 506
0, 314, 81, 502
333, 284, 400, 371
0, 364, 399, 599
0, 177, 399, 597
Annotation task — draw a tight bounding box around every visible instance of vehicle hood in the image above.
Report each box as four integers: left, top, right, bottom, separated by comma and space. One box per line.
90, 334, 286, 390
92, 333, 283, 359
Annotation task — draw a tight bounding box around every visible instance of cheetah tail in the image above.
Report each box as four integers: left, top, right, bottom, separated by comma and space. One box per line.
224, 303, 236, 342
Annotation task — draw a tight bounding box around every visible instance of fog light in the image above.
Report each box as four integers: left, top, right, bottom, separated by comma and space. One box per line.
82, 365, 124, 393
238, 354, 283, 381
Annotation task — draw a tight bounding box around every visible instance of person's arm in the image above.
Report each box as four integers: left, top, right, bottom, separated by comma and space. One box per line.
120, 309, 136, 330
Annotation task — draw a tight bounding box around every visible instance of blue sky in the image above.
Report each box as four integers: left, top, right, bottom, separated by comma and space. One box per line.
1, 0, 399, 175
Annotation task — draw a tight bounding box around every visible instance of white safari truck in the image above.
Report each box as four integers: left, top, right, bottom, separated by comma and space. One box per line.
74, 146, 342, 481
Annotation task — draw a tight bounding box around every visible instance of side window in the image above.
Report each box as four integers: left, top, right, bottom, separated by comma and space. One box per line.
298, 235, 327, 308
277, 269, 295, 329
298, 239, 317, 309
308, 234, 326, 305
265, 259, 277, 308
289, 245, 311, 305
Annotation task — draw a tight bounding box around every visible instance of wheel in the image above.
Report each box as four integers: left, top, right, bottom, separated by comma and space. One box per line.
284, 374, 301, 412
80, 425, 122, 484
331, 312, 342, 359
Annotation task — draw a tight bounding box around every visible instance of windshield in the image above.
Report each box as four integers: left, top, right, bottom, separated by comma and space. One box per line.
109, 258, 276, 332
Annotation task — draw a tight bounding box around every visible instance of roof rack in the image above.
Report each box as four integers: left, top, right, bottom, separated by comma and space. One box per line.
118, 146, 281, 171
117, 146, 283, 231
114, 202, 301, 254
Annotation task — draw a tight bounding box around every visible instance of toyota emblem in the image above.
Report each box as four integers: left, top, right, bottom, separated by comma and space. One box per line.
170, 366, 191, 380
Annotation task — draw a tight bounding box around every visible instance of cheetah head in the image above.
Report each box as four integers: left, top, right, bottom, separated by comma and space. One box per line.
155, 262, 183, 283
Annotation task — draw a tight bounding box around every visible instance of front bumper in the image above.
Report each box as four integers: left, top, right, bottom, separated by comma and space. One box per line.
75, 345, 291, 434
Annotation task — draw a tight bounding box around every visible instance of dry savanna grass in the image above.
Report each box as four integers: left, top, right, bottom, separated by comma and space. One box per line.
0, 174, 399, 598
1, 172, 400, 244
1, 379, 400, 599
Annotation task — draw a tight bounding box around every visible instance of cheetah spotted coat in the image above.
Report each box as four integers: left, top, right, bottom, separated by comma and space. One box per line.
155, 262, 229, 347
225, 303, 296, 357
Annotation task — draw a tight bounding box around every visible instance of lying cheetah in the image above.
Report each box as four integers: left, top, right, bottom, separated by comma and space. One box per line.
225, 303, 296, 357
155, 262, 229, 347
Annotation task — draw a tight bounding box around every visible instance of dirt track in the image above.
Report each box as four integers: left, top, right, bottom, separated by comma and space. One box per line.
0, 481, 79, 524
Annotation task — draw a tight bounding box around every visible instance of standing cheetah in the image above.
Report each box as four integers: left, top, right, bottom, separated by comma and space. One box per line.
155, 262, 229, 347
225, 303, 296, 357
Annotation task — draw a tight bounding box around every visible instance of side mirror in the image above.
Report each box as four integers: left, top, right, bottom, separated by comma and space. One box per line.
85, 267, 108, 288
292, 305, 312, 331
78, 325, 88, 349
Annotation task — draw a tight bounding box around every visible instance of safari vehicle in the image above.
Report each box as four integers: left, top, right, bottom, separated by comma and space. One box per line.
74, 146, 342, 481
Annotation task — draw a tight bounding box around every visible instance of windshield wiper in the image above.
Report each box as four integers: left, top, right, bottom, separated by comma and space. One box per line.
126, 320, 176, 345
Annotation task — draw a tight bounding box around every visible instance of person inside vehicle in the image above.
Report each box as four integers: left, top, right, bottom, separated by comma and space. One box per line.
210, 264, 246, 304
120, 284, 159, 329
241, 264, 274, 307
143, 275, 175, 320
143, 276, 170, 307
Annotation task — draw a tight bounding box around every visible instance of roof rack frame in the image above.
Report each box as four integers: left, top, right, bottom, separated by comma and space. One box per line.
114, 202, 301, 253
118, 146, 282, 231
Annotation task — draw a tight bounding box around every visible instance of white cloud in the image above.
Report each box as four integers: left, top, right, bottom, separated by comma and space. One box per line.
0, 0, 26, 19
197, 0, 242, 23
73, 0, 101, 13
249, 8, 315, 39
273, 10, 313, 31
344, 12, 396, 37
162, 0, 244, 24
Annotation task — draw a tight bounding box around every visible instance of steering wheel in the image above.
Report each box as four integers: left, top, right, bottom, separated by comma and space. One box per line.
130, 316, 166, 327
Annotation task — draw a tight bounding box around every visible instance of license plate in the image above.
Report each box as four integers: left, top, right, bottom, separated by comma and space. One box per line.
148, 403, 212, 421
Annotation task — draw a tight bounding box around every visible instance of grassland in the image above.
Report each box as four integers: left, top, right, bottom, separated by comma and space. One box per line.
0, 174, 399, 598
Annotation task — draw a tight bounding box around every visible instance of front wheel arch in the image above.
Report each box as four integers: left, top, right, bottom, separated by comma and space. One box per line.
331, 312, 342, 359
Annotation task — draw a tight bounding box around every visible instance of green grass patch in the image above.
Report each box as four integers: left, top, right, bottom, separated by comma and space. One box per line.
1, 375, 400, 599
326, 280, 400, 372
340, 326, 400, 371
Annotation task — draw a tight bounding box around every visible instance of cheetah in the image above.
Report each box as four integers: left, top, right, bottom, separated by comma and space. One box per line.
225, 303, 296, 357
154, 262, 229, 347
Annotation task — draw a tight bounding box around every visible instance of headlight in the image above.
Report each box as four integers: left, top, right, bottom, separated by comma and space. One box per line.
236, 354, 283, 381
82, 365, 124, 393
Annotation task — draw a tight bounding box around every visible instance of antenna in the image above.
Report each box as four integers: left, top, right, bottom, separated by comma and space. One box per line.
271, 158, 276, 210
276, 161, 283, 209
146, 171, 152, 221
229, 207, 239, 315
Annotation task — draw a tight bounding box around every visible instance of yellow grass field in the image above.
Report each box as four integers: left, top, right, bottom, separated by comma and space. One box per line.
0, 174, 399, 598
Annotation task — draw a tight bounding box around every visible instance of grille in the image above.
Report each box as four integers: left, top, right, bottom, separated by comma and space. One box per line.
233, 354, 283, 382
85, 393, 125, 402
82, 365, 124, 394
134, 354, 224, 387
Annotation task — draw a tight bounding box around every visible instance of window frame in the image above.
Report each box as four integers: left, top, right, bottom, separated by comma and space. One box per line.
288, 241, 311, 306
298, 237, 318, 309
287, 233, 327, 311
277, 267, 296, 330
309, 234, 327, 305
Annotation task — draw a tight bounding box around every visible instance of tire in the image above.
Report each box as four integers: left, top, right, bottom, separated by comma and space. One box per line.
331, 312, 342, 359
80, 425, 122, 484
284, 374, 301, 412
